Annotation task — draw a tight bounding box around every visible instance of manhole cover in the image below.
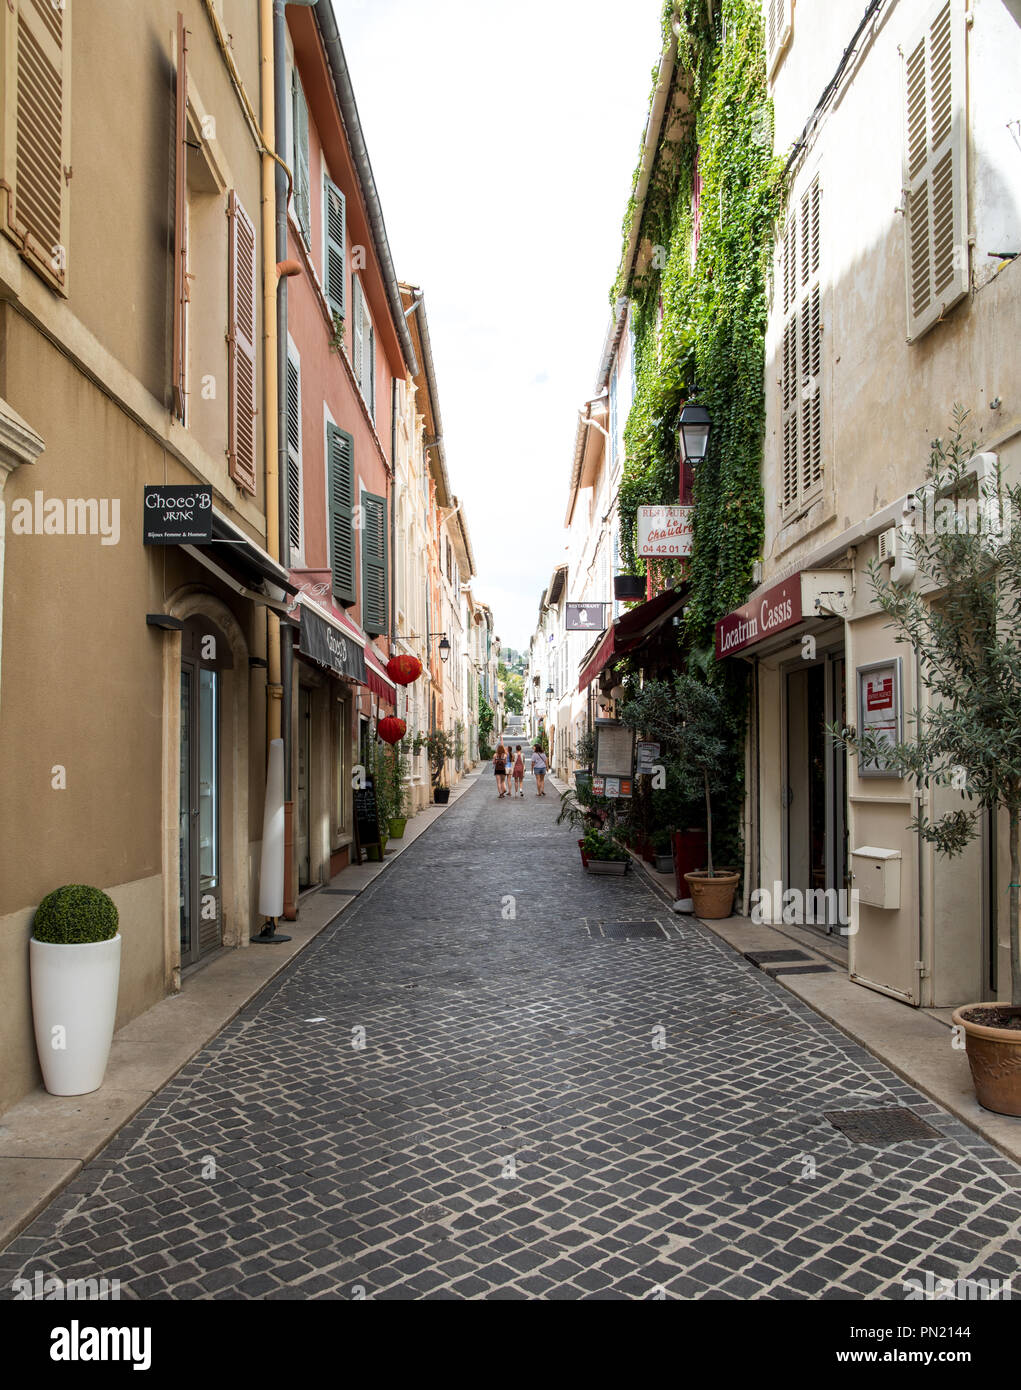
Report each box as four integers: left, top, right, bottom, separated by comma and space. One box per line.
824, 1107, 943, 1145
744, 949, 811, 964
600, 920, 667, 941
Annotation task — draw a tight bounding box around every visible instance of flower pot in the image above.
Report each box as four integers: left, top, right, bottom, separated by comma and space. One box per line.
684, 870, 740, 919
30, 934, 121, 1096
641, 839, 656, 864
654, 853, 674, 875
951, 1003, 1021, 1117
388, 817, 407, 839
433, 788, 450, 804
578, 839, 589, 868
613, 574, 645, 600
673, 828, 708, 902
586, 859, 628, 875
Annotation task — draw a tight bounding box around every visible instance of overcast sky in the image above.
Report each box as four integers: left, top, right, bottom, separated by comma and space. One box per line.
332, 0, 661, 650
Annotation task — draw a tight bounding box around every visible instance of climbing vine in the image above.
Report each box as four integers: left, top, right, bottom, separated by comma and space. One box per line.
609, 0, 786, 865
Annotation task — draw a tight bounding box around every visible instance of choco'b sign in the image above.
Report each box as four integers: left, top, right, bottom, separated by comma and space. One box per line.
143, 486, 213, 545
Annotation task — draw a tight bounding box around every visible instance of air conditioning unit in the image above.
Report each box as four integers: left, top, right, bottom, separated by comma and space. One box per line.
876, 527, 898, 564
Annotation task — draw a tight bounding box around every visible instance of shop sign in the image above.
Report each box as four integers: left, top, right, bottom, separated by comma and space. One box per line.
636, 741, 660, 775
857, 658, 903, 777
715, 576, 802, 658
143, 486, 213, 544
566, 602, 606, 631
299, 606, 367, 683
637, 506, 694, 558
602, 776, 632, 799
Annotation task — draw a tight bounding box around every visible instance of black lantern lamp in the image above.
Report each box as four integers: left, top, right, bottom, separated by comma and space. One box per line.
438, 636, 451, 663
679, 402, 712, 465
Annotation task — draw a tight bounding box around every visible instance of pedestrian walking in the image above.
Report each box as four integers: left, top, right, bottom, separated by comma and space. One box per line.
532, 744, 548, 796
512, 746, 524, 797
493, 743, 508, 797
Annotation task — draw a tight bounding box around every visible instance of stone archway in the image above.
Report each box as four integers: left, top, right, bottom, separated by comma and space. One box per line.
161, 586, 251, 991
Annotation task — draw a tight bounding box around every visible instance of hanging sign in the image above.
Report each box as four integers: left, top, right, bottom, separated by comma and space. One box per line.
566, 602, 607, 631
637, 505, 694, 558
143, 486, 213, 544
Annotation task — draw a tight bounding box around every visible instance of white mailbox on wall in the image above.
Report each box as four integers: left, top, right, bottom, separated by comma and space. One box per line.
851, 846, 902, 909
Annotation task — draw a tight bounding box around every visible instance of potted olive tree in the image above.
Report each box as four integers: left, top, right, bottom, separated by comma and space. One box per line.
834, 412, 1021, 1115
418, 729, 455, 804
31, 885, 121, 1096
620, 672, 739, 918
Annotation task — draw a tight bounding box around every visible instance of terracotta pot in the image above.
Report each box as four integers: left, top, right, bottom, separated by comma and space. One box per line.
684, 870, 739, 920
951, 1003, 1021, 1117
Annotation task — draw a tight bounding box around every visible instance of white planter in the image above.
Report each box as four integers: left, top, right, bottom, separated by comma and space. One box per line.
30, 935, 121, 1096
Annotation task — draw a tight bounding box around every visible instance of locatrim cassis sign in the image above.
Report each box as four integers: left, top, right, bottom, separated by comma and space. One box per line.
143, 485, 213, 545
715, 576, 802, 659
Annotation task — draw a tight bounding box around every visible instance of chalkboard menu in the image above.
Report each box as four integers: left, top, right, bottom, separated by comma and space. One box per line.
353, 775, 381, 861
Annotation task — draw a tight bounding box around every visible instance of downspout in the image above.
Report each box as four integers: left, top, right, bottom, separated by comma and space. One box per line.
391, 376, 397, 646
259, 0, 282, 747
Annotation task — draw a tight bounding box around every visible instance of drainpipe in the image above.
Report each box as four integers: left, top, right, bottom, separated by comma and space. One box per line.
391, 376, 397, 647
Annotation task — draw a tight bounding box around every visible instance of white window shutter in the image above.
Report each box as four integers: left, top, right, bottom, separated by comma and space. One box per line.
903, 0, 968, 343
352, 277, 364, 385
766, 0, 792, 78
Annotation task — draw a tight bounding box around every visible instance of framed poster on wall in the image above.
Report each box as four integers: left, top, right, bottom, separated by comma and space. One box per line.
856, 658, 903, 778
594, 720, 634, 779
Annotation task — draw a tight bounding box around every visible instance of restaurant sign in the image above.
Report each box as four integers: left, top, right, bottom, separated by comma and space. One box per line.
637, 505, 693, 558
715, 576, 802, 659
566, 602, 606, 631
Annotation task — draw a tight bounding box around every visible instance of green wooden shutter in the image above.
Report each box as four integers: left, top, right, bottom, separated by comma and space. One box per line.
285, 355, 302, 557
324, 174, 345, 318
327, 422, 355, 605
292, 70, 310, 247
361, 491, 387, 637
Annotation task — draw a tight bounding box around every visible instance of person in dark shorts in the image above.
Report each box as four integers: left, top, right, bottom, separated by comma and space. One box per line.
493, 743, 508, 796
532, 745, 548, 795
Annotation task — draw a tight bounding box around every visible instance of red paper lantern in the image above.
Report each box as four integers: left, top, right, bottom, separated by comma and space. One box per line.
377, 716, 407, 746
386, 654, 423, 686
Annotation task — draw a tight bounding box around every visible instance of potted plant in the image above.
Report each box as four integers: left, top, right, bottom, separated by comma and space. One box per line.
620, 671, 740, 918
573, 728, 596, 795
835, 411, 1021, 1115
30, 885, 121, 1096
581, 828, 629, 875
384, 741, 410, 839
614, 573, 645, 601
418, 729, 454, 804
652, 827, 675, 875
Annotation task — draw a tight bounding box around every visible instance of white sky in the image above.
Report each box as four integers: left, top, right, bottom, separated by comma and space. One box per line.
331, 0, 661, 650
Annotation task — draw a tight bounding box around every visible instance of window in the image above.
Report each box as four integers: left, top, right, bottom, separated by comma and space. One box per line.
326, 421, 355, 605
351, 277, 376, 417
227, 190, 258, 494
361, 491, 387, 637
765, 0, 792, 78
323, 174, 346, 320
903, 0, 968, 343
291, 69, 311, 249
1, 0, 72, 293
285, 349, 303, 561
780, 176, 822, 517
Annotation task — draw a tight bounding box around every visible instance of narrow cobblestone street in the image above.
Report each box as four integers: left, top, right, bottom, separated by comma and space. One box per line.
4, 772, 1021, 1302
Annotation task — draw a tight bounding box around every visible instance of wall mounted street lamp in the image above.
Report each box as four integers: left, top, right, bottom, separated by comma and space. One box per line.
546, 684, 554, 697
403, 630, 451, 662
679, 402, 712, 466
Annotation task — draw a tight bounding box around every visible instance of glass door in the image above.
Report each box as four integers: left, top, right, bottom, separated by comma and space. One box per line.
180, 658, 222, 966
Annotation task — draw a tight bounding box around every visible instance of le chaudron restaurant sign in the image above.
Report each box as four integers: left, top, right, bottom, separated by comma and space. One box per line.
143, 486, 213, 545
715, 576, 802, 659
637, 505, 693, 559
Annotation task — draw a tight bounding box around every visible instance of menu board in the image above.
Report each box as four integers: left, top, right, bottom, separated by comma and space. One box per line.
595, 721, 634, 778
353, 775, 381, 858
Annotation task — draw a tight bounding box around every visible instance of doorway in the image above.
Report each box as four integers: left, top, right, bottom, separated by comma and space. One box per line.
784, 650, 848, 932
297, 685, 312, 889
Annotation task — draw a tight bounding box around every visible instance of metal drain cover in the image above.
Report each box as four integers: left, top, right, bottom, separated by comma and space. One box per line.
766, 964, 834, 976
600, 920, 667, 941
745, 949, 811, 964
824, 1107, 943, 1145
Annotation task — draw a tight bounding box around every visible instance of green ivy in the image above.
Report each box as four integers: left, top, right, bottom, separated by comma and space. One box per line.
609, 0, 786, 865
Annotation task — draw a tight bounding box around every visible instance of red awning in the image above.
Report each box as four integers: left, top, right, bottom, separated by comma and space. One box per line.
364, 643, 397, 704
578, 627, 625, 692
577, 586, 688, 692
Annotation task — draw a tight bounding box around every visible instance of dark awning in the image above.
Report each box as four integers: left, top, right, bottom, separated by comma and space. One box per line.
298, 605, 368, 683
577, 585, 687, 691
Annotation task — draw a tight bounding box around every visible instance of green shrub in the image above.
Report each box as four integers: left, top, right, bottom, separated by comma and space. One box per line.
34, 885, 119, 944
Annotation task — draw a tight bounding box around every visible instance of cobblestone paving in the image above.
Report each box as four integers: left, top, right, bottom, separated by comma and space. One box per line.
3, 774, 1021, 1300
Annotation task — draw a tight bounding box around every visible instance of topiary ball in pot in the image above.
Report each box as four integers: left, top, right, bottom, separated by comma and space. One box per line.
30, 884, 122, 1096
34, 884, 119, 944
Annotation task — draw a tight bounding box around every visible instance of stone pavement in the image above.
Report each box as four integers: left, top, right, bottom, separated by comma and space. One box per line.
2, 772, 1020, 1300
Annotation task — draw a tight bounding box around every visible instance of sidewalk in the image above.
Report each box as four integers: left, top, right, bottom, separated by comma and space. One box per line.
626, 850, 1021, 1166
0, 770, 482, 1252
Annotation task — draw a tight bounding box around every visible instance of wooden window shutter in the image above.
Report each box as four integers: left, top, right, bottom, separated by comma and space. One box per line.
765, 0, 792, 78
285, 354, 302, 558
227, 190, 258, 495
172, 12, 188, 421
324, 174, 345, 319
781, 176, 822, 517
361, 491, 387, 637
903, 0, 968, 343
4, 0, 73, 293
351, 276, 364, 386
327, 422, 355, 605
367, 319, 375, 419
292, 71, 310, 248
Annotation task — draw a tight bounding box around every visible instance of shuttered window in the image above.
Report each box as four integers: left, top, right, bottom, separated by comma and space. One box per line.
765, 0, 792, 78
292, 69, 310, 249
361, 491, 387, 637
903, 0, 968, 343
323, 174, 345, 319
171, 12, 188, 421
227, 190, 258, 495
2, 0, 73, 292
780, 176, 823, 517
351, 276, 375, 419
285, 352, 302, 560
327, 422, 355, 606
